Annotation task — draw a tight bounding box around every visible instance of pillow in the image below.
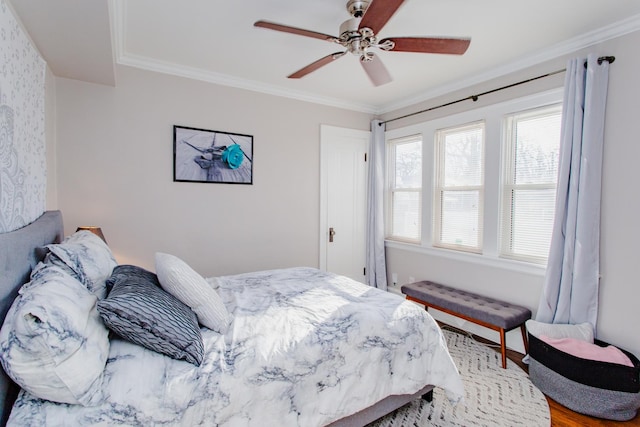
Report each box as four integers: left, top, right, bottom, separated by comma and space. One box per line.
525, 319, 594, 343
45, 230, 117, 299
97, 265, 204, 366
155, 252, 231, 333
0, 263, 110, 406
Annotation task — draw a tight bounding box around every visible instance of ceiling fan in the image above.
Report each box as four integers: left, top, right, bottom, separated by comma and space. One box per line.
254, 0, 471, 86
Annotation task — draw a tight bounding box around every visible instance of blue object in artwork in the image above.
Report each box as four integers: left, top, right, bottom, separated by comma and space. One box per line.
222, 144, 244, 169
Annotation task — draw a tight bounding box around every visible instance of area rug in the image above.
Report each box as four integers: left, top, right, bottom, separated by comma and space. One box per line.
369, 329, 551, 427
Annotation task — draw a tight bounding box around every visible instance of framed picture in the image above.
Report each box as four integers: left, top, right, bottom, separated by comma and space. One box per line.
173, 125, 253, 184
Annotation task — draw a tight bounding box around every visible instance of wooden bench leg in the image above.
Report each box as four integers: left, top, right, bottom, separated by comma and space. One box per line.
520, 324, 529, 354
500, 328, 507, 369
500, 324, 528, 369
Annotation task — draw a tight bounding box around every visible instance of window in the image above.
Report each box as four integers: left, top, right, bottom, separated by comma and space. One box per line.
500, 104, 562, 264
384, 89, 563, 270
433, 122, 485, 253
387, 135, 422, 242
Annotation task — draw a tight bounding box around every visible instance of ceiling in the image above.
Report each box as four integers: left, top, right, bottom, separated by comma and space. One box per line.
9, 0, 640, 114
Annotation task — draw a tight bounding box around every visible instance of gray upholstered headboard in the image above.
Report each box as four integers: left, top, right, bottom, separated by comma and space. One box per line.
0, 210, 63, 425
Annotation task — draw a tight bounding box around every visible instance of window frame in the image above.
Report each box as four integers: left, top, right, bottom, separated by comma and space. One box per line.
385, 134, 423, 243
499, 103, 563, 264
433, 121, 485, 253
383, 88, 563, 274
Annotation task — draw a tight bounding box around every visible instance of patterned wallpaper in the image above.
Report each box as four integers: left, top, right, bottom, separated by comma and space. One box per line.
0, 0, 46, 233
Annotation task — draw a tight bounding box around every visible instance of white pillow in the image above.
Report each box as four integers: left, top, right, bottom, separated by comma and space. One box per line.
45, 230, 117, 299
525, 319, 594, 343
155, 253, 231, 333
0, 263, 110, 405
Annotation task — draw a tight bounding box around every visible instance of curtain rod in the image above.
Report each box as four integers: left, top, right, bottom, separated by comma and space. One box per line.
379, 55, 616, 126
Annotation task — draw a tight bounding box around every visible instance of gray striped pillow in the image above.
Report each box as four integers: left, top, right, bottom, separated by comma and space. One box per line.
97, 265, 204, 366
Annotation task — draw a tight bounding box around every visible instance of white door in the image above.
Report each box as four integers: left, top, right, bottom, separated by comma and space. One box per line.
320, 125, 369, 283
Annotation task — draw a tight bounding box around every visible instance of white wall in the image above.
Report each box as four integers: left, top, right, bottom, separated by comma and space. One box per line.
380, 30, 640, 358
53, 65, 371, 277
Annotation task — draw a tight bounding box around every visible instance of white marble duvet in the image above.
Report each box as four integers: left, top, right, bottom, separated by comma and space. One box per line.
8, 267, 463, 426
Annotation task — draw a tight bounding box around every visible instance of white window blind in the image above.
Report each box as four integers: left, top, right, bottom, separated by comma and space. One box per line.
387, 135, 422, 242
434, 122, 484, 253
500, 104, 562, 264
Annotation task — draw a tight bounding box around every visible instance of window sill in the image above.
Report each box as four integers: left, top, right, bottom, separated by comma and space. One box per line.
385, 239, 546, 277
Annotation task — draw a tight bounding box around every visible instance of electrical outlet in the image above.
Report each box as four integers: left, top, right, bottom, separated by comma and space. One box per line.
409, 276, 415, 283
391, 273, 398, 285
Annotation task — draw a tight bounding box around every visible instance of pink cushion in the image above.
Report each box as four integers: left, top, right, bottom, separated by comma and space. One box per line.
540, 335, 634, 367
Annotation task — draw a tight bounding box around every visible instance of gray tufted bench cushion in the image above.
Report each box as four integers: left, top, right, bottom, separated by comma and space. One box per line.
401, 280, 531, 368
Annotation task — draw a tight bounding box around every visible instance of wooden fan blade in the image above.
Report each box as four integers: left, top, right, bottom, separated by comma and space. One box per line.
254, 20, 338, 42
288, 52, 347, 79
361, 54, 392, 86
383, 37, 471, 55
359, 0, 405, 34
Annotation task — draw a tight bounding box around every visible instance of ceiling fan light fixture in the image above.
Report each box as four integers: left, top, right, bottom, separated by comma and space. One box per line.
339, 18, 361, 40
360, 51, 374, 62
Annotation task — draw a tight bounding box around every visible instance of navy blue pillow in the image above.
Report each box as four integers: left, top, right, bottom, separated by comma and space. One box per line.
98, 265, 204, 366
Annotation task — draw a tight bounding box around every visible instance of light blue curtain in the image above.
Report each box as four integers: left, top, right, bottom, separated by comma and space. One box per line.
536, 54, 610, 328
366, 120, 387, 290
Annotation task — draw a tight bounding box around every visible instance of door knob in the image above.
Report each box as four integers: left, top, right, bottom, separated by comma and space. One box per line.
329, 227, 336, 243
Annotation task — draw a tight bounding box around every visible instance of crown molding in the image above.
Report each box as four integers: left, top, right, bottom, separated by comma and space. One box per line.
110, 1, 376, 113
116, 53, 379, 114
111, 0, 640, 116
377, 13, 640, 115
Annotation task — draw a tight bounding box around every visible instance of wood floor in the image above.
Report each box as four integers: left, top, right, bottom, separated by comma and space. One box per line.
497, 336, 640, 426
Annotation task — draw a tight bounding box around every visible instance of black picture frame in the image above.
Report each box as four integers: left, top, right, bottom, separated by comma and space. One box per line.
173, 125, 253, 185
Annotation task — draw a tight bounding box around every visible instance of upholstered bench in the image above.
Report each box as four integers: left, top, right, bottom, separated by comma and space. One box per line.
401, 281, 532, 368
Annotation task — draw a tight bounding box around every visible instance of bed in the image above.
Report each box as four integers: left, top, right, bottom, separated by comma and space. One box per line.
0, 211, 463, 426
